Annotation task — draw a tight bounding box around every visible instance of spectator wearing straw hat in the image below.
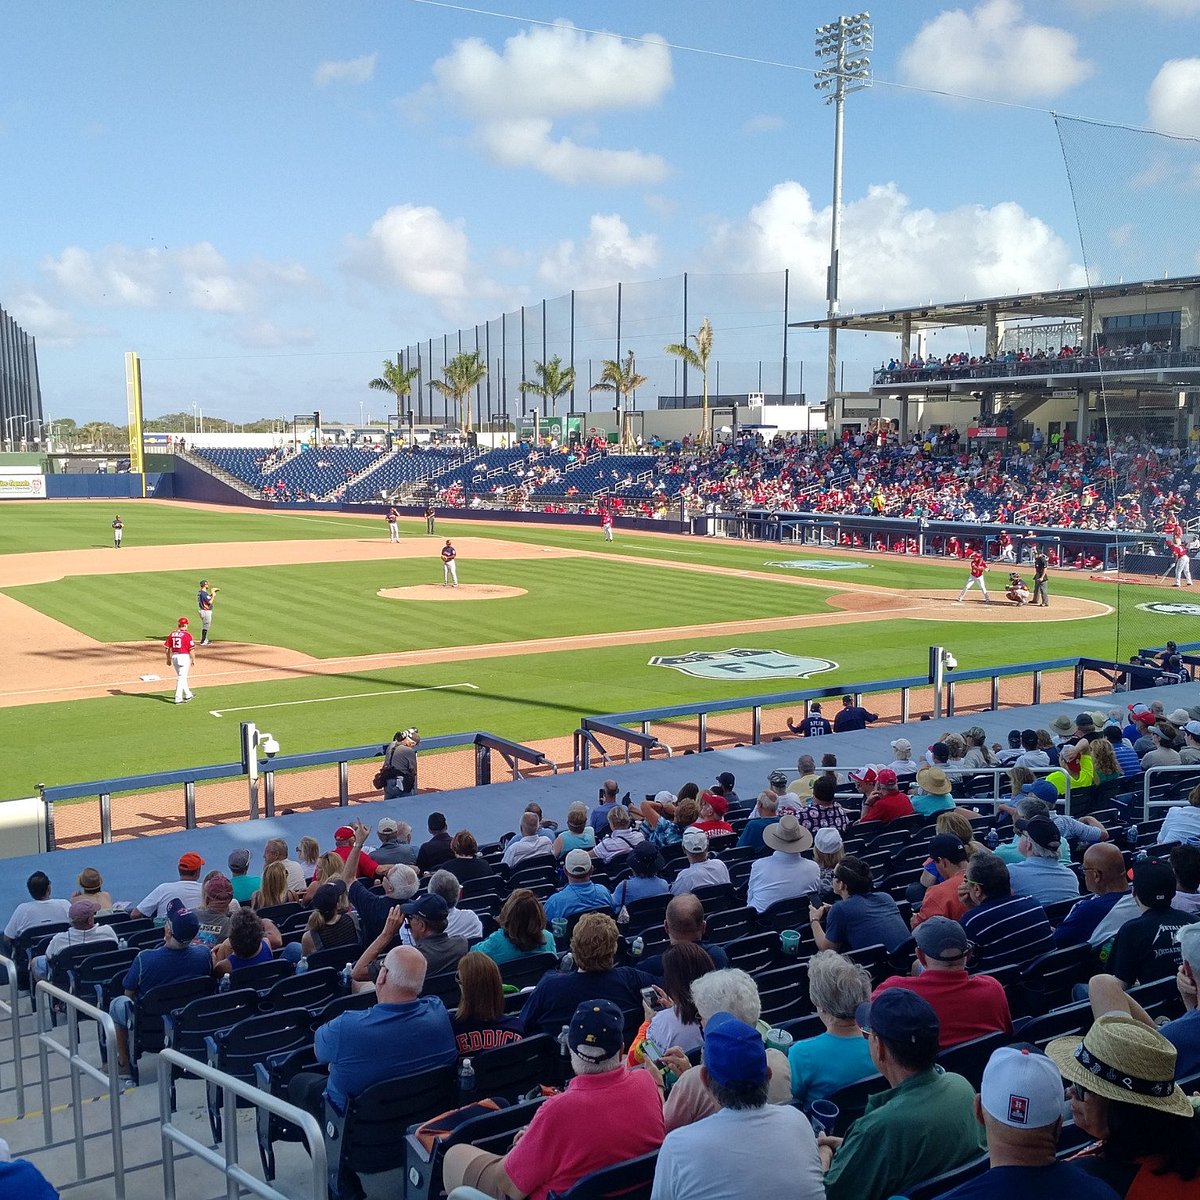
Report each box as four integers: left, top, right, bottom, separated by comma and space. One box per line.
910, 766, 956, 817
938, 1046, 1122, 1200
746, 815, 819, 912
69, 867, 114, 914
1050, 973, 1200, 1196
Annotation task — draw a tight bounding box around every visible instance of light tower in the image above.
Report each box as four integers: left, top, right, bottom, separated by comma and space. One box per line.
815, 12, 873, 412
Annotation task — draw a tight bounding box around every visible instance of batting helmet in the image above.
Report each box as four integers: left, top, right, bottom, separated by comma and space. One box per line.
178, 617, 189, 626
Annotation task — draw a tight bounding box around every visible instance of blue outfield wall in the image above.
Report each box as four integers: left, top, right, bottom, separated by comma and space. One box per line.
44, 473, 169, 499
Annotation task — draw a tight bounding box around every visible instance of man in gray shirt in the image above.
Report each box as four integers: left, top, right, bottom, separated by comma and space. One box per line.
371, 818, 418, 866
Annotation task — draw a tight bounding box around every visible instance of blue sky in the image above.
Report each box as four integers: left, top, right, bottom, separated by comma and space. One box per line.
3, 0, 1200, 426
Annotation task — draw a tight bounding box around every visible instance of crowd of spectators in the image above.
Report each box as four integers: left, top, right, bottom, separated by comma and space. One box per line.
7, 741, 1200, 1198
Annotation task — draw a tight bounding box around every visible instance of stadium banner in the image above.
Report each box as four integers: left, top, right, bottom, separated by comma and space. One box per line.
0, 474, 47, 499
967, 426, 1008, 439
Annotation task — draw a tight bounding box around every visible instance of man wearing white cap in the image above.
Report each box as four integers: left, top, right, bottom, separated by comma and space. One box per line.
670, 828, 731, 895
1179, 720, 1200, 766
543, 850, 618, 921
886, 737, 918, 778
937, 1045, 1121, 1199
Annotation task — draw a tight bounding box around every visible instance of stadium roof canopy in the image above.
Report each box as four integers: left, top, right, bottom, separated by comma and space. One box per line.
794, 275, 1200, 335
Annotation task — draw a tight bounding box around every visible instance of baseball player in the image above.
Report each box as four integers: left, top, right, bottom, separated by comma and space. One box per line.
1172, 538, 1194, 587
957, 551, 991, 604
165, 617, 195, 704
1005, 572, 1032, 605
197, 579, 219, 644
386, 506, 400, 543
1162, 513, 1183, 547
441, 539, 458, 588
111, 515, 123, 548
425, 502, 436, 534
601, 507, 613, 542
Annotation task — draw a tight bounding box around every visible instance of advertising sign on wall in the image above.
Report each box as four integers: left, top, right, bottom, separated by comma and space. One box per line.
0, 474, 46, 499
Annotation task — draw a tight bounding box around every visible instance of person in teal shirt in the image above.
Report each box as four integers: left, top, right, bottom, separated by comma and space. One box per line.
789, 950, 876, 1107
910, 767, 956, 817
472, 888, 556, 965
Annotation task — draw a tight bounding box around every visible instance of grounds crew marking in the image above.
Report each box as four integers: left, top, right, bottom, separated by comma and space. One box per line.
208, 682, 479, 717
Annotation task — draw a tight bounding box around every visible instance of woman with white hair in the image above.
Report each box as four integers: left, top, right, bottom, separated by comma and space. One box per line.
655, 967, 793, 1131
886, 737, 917, 778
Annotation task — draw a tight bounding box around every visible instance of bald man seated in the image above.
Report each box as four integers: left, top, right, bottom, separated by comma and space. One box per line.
1051, 843, 1130, 947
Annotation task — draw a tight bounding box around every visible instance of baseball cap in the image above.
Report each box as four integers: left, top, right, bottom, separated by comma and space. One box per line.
378, 817, 399, 835
914, 916, 969, 961
855, 989, 940, 1044
890, 737, 912, 754
178, 851, 204, 872
875, 767, 898, 789
1132, 860, 1176, 907
654, 789, 677, 806
627, 842, 663, 872
203, 874, 234, 905
928, 833, 967, 863
701, 791, 729, 818
68, 900, 98, 922
1132, 708, 1156, 725
165, 898, 200, 943
401, 893, 450, 921
768, 770, 789, 790
703, 1011, 769, 1087
568, 999, 624, 1062
564, 849, 593, 877
814, 827, 843, 855
312, 880, 347, 917
1185, 720, 1200, 739
333, 826, 355, 842
1020, 779, 1059, 803
980, 1046, 1065, 1129
227, 848, 251, 871
1074, 713, 1096, 729
401, 727, 419, 741
849, 766, 879, 785
1017, 815, 1062, 852
681, 827, 709, 854
716, 771, 736, 790
177, 616, 189, 626
1169, 708, 1192, 727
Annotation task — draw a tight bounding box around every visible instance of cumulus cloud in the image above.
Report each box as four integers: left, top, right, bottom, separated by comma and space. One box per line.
413, 21, 672, 186
742, 114, 784, 136
5, 291, 103, 344
537, 214, 659, 290
40, 241, 309, 315
899, 0, 1093, 101
706, 181, 1086, 308
314, 53, 377, 87
1148, 58, 1200, 136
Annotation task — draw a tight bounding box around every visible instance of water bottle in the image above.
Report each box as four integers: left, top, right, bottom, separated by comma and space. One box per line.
1125, 822, 1139, 850
631, 935, 644, 958
219, 973, 230, 992
984, 827, 1000, 851
340, 961, 354, 990
458, 1057, 476, 1100
559, 1023, 572, 1061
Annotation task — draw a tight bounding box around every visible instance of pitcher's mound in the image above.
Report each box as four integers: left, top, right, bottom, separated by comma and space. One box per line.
378, 584, 527, 602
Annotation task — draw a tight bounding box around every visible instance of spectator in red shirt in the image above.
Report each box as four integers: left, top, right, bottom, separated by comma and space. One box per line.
859, 769, 915, 824
331, 825, 385, 881
694, 792, 734, 836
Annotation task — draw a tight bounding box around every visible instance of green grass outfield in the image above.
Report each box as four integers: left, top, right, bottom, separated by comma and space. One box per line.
0, 501, 1175, 800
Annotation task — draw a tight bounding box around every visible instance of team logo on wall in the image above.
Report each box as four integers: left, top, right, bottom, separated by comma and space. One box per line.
1137, 602, 1200, 617
765, 560, 871, 571
649, 648, 838, 680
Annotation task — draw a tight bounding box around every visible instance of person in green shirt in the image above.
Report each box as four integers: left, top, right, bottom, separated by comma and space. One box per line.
227, 848, 261, 904
819, 989, 985, 1200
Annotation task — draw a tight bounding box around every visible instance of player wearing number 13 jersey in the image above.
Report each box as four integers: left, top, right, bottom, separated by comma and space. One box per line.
165, 618, 195, 704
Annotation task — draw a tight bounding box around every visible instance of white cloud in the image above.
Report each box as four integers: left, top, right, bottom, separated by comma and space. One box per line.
1147, 58, 1200, 135
5, 291, 102, 343
345, 204, 476, 304
537, 214, 659, 290
707, 181, 1086, 308
742, 114, 784, 136
40, 241, 309, 315
414, 21, 672, 186
314, 53, 377, 87
899, 0, 1093, 101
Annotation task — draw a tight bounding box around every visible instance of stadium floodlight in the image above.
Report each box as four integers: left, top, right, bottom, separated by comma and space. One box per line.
814, 12, 873, 418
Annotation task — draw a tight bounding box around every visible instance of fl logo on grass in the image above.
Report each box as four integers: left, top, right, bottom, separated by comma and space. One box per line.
650, 647, 837, 680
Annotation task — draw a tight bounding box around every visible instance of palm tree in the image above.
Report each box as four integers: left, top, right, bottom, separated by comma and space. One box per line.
429, 350, 487, 434
589, 350, 647, 450
368, 358, 422, 434
665, 317, 714, 446
520, 355, 576, 419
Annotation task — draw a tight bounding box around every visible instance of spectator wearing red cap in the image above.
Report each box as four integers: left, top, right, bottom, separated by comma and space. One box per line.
131, 851, 205, 919
694, 791, 734, 835
331, 824, 385, 881
164, 616, 195, 704
859, 768, 915, 824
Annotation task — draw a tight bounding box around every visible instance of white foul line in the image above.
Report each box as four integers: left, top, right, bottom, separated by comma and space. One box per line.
208, 682, 479, 717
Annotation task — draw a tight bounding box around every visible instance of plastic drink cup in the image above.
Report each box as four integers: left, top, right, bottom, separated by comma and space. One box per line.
809, 1099, 839, 1135
552, 917, 568, 939
766, 1027, 793, 1053
780, 929, 801, 956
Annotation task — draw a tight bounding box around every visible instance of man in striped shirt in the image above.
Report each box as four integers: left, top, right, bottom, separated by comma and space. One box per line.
959, 851, 1053, 973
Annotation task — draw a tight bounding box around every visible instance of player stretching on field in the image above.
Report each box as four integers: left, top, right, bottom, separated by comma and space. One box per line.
441, 539, 458, 588
197, 579, 219, 645
957, 551, 991, 604
165, 617, 195, 704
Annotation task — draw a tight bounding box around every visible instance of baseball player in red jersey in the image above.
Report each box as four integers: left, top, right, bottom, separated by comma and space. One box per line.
601, 506, 613, 542
957, 551, 992, 604
1172, 538, 1194, 587
165, 617, 195, 704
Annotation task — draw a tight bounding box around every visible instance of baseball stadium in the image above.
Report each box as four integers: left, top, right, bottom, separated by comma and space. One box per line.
5, 8, 1200, 1200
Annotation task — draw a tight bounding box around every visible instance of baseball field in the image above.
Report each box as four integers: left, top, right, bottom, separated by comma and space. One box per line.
0, 500, 1179, 803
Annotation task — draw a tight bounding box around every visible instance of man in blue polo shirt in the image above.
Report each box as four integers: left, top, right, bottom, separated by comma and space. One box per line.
109, 899, 212, 1081
544, 850, 618, 921
289, 943, 455, 1115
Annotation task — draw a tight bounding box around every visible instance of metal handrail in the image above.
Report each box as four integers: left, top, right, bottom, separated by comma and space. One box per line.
34, 980, 125, 1198
0, 953, 26, 1117
157, 1046, 328, 1200
1140, 764, 1200, 822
